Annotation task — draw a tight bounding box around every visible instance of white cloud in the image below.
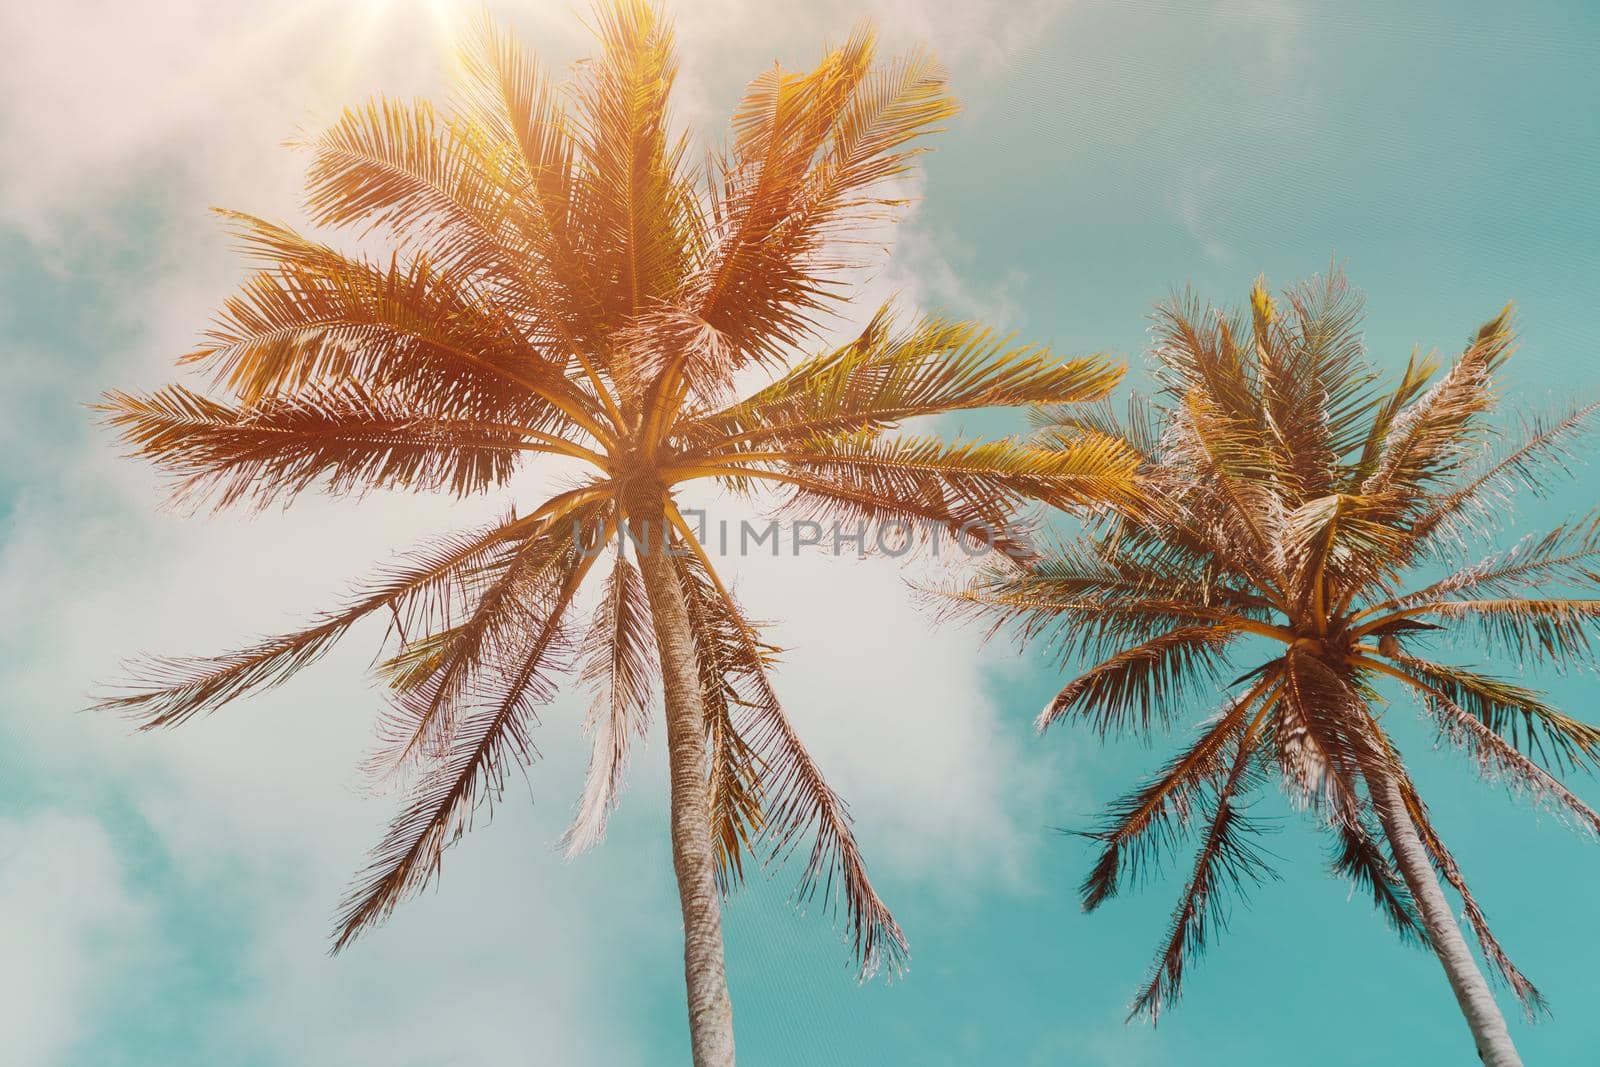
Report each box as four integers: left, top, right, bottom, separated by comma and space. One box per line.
0, 812, 145, 1067
1, 0, 1072, 239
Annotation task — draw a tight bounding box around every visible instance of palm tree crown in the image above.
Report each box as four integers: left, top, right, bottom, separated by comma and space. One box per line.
95, 5, 1139, 1060
950, 269, 1600, 1064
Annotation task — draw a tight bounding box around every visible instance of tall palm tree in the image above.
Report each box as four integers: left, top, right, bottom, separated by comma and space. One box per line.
948, 270, 1600, 1066
94, 4, 1140, 1063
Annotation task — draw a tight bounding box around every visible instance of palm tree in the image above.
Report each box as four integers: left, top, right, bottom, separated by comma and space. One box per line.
948, 269, 1600, 1066
94, 4, 1140, 1063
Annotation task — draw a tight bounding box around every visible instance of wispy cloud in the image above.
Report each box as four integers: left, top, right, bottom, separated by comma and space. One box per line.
0, 812, 146, 1067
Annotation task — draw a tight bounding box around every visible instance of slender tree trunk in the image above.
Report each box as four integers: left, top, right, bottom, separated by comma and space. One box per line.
629, 489, 737, 1067
1372, 772, 1522, 1067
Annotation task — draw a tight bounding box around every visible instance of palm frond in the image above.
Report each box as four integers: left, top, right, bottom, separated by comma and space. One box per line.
1128, 714, 1278, 1021
1349, 347, 1437, 487
332, 518, 605, 950
1077, 673, 1279, 911
1031, 392, 1162, 463
1275, 649, 1389, 824
370, 499, 612, 775
571, 0, 695, 330
1038, 623, 1238, 736
1360, 305, 1515, 500
1381, 654, 1600, 772
1415, 598, 1600, 671
1397, 773, 1546, 1015
1149, 288, 1262, 431
1399, 667, 1600, 835
1407, 401, 1600, 556
94, 514, 540, 728
452, 14, 610, 361
761, 431, 1143, 546
97, 383, 538, 510
563, 544, 658, 854
1327, 812, 1427, 944
192, 214, 603, 436
679, 309, 1123, 457
298, 94, 529, 281
1262, 267, 1380, 475
674, 549, 771, 887
688, 27, 954, 379
674, 544, 907, 978
1282, 492, 1406, 615
1166, 387, 1287, 589
941, 551, 1274, 666
1381, 509, 1600, 611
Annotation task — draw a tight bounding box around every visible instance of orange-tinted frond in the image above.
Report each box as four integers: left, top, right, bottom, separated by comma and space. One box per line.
1038, 623, 1238, 736
369, 497, 612, 776
98, 383, 543, 510
1376, 654, 1600, 772
571, 0, 696, 330
1406, 400, 1600, 558
333, 512, 609, 950
93, 514, 539, 728
193, 214, 609, 439
1366, 656, 1600, 834
683, 28, 957, 385
298, 95, 527, 280
1360, 305, 1516, 501
563, 544, 659, 853
1327, 813, 1427, 945
676, 309, 1124, 459
673, 543, 907, 977
1129, 703, 1277, 1021
749, 432, 1143, 551
1078, 672, 1278, 913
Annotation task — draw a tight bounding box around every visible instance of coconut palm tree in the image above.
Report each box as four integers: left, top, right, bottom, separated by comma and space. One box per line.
94, 4, 1140, 1063
947, 269, 1600, 1066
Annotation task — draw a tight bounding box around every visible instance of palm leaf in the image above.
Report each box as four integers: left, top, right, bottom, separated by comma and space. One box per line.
673, 545, 908, 977
1077, 673, 1279, 912
94, 513, 545, 728
1128, 714, 1278, 1021
298, 94, 529, 281
1038, 622, 1238, 736
97, 383, 537, 510
571, 0, 696, 329
1360, 305, 1515, 500
678, 308, 1123, 457
1396, 772, 1546, 1015
1406, 401, 1600, 556
1389, 654, 1600, 771
1327, 812, 1427, 944
1403, 668, 1600, 835
332, 519, 605, 950
563, 545, 659, 853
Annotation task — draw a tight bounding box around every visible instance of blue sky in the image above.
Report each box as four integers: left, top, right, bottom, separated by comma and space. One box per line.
3, 1, 1600, 1064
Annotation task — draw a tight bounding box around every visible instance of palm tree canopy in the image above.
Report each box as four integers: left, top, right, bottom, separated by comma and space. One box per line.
95, 2, 1139, 976
948, 268, 1600, 1017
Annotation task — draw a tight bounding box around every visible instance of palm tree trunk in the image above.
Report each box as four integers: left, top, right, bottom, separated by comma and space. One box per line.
1372, 772, 1521, 1066
629, 489, 737, 1067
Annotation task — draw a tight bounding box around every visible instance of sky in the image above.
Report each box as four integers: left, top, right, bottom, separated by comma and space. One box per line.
2, 0, 1600, 1064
